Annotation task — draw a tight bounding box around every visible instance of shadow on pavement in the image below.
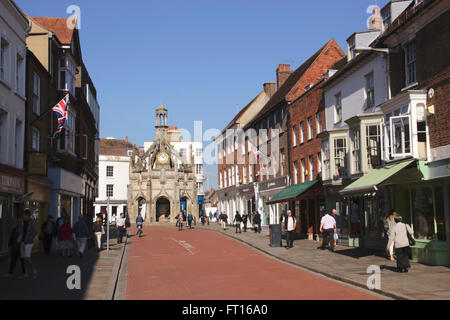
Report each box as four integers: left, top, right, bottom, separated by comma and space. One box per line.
0, 225, 122, 300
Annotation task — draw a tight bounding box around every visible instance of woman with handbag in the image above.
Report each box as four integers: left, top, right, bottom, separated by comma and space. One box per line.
387, 215, 414, 273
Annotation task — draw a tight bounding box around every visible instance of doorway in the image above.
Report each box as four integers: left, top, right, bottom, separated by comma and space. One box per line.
156, 197, 170, 222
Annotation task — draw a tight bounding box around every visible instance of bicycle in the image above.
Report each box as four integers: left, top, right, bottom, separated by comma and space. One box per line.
136, 224, 143, 237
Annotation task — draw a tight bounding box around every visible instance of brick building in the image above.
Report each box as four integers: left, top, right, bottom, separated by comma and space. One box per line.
244, 39, 346, 228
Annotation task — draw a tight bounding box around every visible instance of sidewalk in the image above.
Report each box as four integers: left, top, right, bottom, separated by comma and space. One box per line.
197, 222, 450, 300
0, 231, 127, 300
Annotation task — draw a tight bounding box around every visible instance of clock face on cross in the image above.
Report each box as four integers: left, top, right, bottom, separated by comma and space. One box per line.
157, 152, 169, 164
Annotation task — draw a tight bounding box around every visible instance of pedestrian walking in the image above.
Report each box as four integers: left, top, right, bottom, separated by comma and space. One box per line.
40, 216, 56, 256
253, 211, 261, 233
188, 213, 194, 229
73, 216, 89, 258
384, 209, 398, 261
2, 220, 26, 279
58, 218, 74, 258
20, 210, 39, 278
116, 213, 126, 243
319, 210, 336, 252
233, 211, 242, 233
331, 209, 340, 247
222, 212, 228, 230
281, 210, 296, 249
92, 217, 104, 251
177, 212, 184, 231
242, 212, 248, 232
209, 212, 213, 222
201, 215, 206, 226
387, 215, 414, 273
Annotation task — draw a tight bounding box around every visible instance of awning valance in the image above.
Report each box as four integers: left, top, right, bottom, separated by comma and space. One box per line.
266, 180, 319, 205
340, 159, 416, 196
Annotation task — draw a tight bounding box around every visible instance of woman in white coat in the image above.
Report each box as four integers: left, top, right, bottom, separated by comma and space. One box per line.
387, 215, 414, 273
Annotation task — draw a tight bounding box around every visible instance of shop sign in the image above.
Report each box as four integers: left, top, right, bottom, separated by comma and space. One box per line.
259, 176, 288, 192
28, 154, 47, 175
0, 173, 25, 195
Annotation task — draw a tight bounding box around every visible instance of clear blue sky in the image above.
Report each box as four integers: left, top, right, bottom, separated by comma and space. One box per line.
17, 0, 388, 189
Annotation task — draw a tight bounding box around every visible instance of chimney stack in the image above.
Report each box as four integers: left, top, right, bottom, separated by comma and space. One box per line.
276, 64, 292, 90
369, 6, 382, 30
263, 82, 276, 98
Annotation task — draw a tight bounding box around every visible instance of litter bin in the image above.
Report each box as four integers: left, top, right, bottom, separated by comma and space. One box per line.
269, 224, 282, 247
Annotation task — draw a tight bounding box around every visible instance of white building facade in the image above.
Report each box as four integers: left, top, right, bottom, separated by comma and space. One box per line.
0, 0, 29, 254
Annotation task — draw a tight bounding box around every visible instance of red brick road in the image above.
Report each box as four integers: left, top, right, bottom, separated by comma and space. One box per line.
125, 226, 380, 300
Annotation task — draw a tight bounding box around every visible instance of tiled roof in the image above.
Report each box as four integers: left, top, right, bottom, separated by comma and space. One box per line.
31, 17, 76, 44
100, 139, 139, 157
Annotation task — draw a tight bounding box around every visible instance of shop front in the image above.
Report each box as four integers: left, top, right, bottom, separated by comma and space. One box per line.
257, 176, 289, 227
26, 175, 52, 252
267, 180, 324, 239
341, 159, 449, 266
217, 185, 237, 222
48, 168, 84, 226
236, 183, 256, 226
0, 166, 26, 255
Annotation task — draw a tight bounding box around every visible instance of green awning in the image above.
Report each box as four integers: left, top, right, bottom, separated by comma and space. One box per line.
340, 159, 416, 196
266, 180, 318, 205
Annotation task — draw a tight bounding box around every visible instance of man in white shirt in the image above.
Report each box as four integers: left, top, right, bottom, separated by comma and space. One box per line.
281, 210, 297, 249
115, 213, 126, 244
320, 210, 336, 251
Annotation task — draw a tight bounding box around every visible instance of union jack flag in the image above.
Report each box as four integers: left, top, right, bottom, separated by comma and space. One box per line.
252, 147, 263, 169
51, 94, 69, 138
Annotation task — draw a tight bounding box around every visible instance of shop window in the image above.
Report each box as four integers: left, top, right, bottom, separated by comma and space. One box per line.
366, 125, 381, 169
412, 187, 435, 240
350, 127, 361, 174
334, 138, 347, 178
434, 186, 446, 241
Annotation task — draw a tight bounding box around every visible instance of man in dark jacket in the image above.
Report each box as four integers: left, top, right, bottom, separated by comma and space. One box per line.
253, 211, 261, 233
233, 211, 242, 233
2, 220, 26, 278
41, 216, 56, 256
21, 210, 39, 279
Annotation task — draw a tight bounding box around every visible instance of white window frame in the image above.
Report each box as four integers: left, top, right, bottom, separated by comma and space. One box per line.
308, 118, 313, 140
334, 137, 347, 178
58, 55, 76, 95
294, 161, 298, 185
300, 122, 305, 144
316, 113, 322, 135
106, 166, 114, 177
350, 127, 361, 174
58, 109, 76, 155
31, 127, 40, 152
292, 125, 297, 147
301, 159, 306, 183
365, 72, 375, 109
405, 41, 417, 87
243, 166, 247, 184
32, 73, 40, 115
0, 37, 10, 84
106, 184, 114, 198
390, 115, 412, 158
309, 155, 314, 181
335, 93, 342, 124
15, 53, 24, 96
249, 165, 253, 182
